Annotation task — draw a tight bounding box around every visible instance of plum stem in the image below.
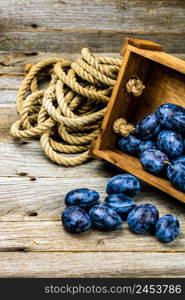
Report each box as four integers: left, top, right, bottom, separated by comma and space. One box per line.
164, 161, 171, 165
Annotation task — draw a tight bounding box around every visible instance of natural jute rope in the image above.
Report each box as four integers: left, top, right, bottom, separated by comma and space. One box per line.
10, 48, 122, 166
113, 118, 135, 137
125, 76, 145, 97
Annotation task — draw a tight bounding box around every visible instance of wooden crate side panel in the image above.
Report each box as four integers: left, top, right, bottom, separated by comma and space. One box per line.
134, 62, 185, 122
94, 149, 185, 203
96, 51, 150, 150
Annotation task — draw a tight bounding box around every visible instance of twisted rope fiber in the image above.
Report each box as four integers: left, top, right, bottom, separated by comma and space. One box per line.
10, 48, 122, 166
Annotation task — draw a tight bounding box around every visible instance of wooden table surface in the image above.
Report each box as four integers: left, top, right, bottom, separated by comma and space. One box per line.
0, 52, 185, 278
1, 0, 185, 53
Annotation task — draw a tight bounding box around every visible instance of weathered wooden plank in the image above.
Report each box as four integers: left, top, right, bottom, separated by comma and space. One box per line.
0, 252, 185, 277
0, 139, 117, 179
0, 91, 17, 104
0, 52, 185, 76
0, 175, 184, 221
0, 104, 118, 179
0, 176, 110, 221
1, 0, 185, 32
0, 104, 115, 178
0, 77, 23, 90
0, 106, 18, 140
0, 52, 121, 74
0, 31, 184, 53
0, 219, 184, 252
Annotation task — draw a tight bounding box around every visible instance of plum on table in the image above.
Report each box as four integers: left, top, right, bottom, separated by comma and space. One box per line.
89, 205, 123, 231
62, 206, 91, 233
127, 203, 159, 234
155, 214, 180, 243
65, 188, 100, 211
104, 193, 136, 219
106, 174, 140, 197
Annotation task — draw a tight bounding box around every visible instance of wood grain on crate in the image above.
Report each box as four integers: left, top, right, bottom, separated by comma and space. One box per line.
0, 0, 185, 52
0, 52, 185, 277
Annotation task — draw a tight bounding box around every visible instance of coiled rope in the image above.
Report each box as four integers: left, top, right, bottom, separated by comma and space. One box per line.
10, 48, 122, 166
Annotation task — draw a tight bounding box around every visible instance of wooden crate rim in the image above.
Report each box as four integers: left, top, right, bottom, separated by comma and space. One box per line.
127, 44, 185, 74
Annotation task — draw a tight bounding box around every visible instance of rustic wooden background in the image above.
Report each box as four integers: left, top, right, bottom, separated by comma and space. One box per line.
0, 0, 185, 53
0, 0, 185, 278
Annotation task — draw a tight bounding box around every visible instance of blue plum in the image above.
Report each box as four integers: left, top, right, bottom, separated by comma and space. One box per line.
167, 161, 185, 192
62, 206, 91, 234
173, 111, 185, 133
135, 113, 161, 140
65, 188, 100, 211
106, 174, 140, 197
166, 163, 173, 181
140, 149, 170, 175
127, 203, 159, 234
118, 135, 141, 155
172, 156, 185, 164
138, 140, 157, 156
144, 123, 162, 140
157, 130, 183, 158
104, 193, 136, 219
89, 205, 123, 231
155, 214, 180, 243
117, 136, 128, 153
156, 103, 184, 129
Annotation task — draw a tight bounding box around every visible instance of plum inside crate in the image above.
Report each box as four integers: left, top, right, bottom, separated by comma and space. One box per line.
90, 38, 185, 203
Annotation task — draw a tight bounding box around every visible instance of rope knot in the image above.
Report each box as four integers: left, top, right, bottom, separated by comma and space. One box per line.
126, 76, 145, 97
113, 118, 135, 137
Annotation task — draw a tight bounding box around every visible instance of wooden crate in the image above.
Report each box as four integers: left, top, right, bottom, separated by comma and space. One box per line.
90, 38, 185, 203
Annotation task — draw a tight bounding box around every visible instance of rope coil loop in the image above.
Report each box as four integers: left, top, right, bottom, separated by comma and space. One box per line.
10, 49, 122, 166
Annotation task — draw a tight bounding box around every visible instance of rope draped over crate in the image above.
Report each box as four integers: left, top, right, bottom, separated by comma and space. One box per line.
10, 48, 122, 166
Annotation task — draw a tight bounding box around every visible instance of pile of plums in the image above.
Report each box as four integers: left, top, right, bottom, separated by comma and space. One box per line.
117, 103, 185, 193
61, 174, 180, 243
